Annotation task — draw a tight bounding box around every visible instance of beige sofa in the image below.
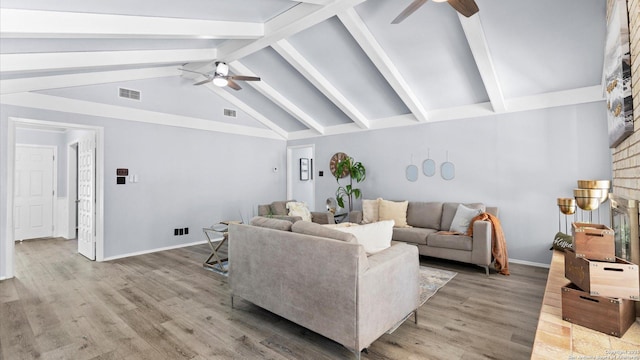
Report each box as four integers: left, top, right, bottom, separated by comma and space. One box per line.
257, 200, 334, 224
229, 217, 420, 359
350, 202, 498, 275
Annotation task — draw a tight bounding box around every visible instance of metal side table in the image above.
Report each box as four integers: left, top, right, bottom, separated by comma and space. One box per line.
203, 223, 230, 273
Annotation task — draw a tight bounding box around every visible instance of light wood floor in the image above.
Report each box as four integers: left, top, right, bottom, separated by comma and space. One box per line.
0, 238, 548, 360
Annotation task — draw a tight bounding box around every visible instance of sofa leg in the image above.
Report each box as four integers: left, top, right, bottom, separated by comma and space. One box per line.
230, 294, 234, 309
414, 310, 418, 325
483, 265, 489, 276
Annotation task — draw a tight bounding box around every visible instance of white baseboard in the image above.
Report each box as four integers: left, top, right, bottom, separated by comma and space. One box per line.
102, 240, 207, 261
509, 258, 550, 269
0, 276, 11, 281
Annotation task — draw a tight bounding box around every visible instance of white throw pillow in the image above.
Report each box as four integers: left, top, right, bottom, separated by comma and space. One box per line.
334, 220, 395, 254
362, 198, 382, 224
449, 204, 482, 234
286, 201, 312, 222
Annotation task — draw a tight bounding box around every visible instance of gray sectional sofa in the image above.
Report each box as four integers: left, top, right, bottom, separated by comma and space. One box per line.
229, 217, 420, 359
350, 202, 498, 275
257, 200, 334, 224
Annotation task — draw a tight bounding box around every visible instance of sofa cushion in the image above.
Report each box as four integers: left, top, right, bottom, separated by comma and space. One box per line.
250, 216, 294, 231
362, 198, 381, 224
406, 202, 443, 230
379, 199, 410, 227
333, 220, 394, 254
392, 227, 436, 245
440, 202, 485, 231
449, 204, 483, 234
270, 200, 294, 216
291, 221, 357, 243
287, 201, 312, 222
427, 233, 473, 251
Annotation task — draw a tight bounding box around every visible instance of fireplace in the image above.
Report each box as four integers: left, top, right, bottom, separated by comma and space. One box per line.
609, 194, 639, 263
609, 193, 640, 318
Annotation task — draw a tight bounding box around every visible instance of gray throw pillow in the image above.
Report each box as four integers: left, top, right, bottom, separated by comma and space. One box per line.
291, 221, 357, 243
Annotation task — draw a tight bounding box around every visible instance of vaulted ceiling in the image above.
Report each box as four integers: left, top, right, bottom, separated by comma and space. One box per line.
0, 0, 606, 140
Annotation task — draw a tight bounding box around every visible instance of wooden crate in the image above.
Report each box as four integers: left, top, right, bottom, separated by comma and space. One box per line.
564, 249, 640, 300
561, 283, 636, 337
571, 222, 615, 262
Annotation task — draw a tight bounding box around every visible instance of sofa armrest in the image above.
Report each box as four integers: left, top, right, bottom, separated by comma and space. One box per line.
311, 211, 334, 224
357, 243, 420, 350
349, 210, 363, 224
471, 220, 492, 266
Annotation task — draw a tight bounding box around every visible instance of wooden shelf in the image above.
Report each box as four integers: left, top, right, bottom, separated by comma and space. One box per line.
531, 250, 640, 358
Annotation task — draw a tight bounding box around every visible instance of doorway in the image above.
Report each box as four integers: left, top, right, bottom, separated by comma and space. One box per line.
287, 145, 315, 211
13, 145, 57, 241
4, 117, 105, 279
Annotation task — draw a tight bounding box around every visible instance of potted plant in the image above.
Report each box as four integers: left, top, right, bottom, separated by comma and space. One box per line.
335, 156, 366, 212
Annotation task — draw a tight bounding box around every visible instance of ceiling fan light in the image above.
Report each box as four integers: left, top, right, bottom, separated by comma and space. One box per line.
215, 62, 229, 76
213, 77, 228, 87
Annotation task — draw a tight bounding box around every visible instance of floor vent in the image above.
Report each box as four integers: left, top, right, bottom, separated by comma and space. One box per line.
118, 88, 141, 101
223, 109, 237, 118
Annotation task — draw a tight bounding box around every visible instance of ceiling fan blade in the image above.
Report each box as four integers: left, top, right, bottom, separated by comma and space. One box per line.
391, 0, 428, 24
193, 77, 213, 86
448, 0, 478, 17
230, 75, 261, 82
227, 79, 242, 91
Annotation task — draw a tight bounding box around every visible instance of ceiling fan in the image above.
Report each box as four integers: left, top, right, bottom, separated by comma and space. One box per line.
391, 0, 479, 24
179, 62, 260, 90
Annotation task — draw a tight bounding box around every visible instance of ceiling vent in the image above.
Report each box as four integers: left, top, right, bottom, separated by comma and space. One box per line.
118, 88, 141, 101
223, 108, 237, 118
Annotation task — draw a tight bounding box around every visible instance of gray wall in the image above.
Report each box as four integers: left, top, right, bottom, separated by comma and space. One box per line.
0, 104, 286, 278
289, 102, 612, 265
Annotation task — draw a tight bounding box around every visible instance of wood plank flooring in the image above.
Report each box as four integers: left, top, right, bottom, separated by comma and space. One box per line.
0, 238, 548, 360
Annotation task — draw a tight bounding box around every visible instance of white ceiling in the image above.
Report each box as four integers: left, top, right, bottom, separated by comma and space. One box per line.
0, 0, 607, 140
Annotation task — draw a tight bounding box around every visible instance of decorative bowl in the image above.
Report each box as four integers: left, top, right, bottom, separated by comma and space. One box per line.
573, 188, 604, 210
577, 180, 610, 203
557, 198, 576, 215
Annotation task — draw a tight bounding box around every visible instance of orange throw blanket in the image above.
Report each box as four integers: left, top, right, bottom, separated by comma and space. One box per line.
468, 213, 510, 275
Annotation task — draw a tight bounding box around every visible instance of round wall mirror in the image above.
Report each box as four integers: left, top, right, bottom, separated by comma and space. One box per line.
422, 159, 436, 177
406, 165, 418, 182
441, 161, 455, 180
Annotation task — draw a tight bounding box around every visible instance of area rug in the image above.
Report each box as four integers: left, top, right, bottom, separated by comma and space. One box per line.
419, 265, 457, 307
387, 266, 457, 334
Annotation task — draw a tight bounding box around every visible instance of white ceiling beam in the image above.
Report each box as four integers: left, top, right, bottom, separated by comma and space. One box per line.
458, 13, 506, 113
228, 61, 326, 134
0, 48, 217, 73
272, 40, 370, 129
0, 92, 283, 140
289, 86, 605, 139
204, 85, 289, 139
1, 66, 180, 95
338, 8, 429, 123
0, 9, 263, 39
216, 0, 365, 62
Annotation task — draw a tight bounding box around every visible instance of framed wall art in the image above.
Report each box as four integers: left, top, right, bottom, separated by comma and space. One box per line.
604, 0, 634, 148
300, 158, 309, 181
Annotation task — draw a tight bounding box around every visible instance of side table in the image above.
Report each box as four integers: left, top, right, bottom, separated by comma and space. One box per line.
202, 220, 242, 274
203, 224, 229, 273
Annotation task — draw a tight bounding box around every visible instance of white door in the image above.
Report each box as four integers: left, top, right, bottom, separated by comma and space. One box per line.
14, 146, 55, 240
77, 135, 96, 260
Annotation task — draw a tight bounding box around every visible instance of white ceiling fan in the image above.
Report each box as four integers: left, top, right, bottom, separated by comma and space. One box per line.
179, 62, 260, 90
392, 0, 479, 24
